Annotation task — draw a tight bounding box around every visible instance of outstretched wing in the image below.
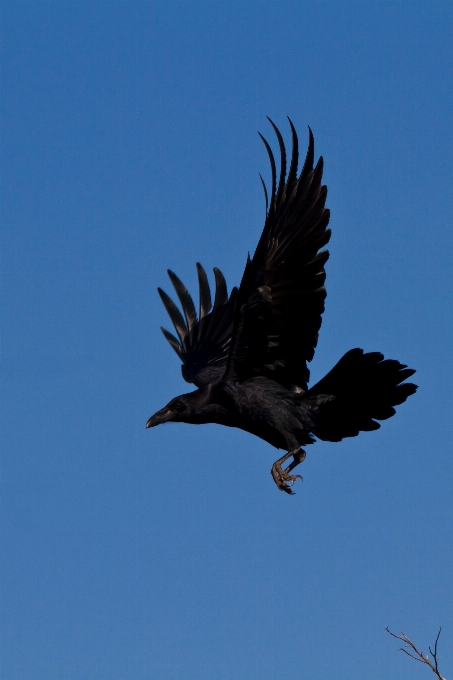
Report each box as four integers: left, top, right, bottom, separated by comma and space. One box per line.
158, 263, 238, 388
225, 119, 331, 391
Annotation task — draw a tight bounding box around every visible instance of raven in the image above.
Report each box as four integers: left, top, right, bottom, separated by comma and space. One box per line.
146, 119, 417, 494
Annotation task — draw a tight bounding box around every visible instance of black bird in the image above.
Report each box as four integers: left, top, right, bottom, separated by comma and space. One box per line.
146, 119, 417, 494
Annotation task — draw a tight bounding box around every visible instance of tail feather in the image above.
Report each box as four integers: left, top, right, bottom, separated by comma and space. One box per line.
305, 348, 417, 442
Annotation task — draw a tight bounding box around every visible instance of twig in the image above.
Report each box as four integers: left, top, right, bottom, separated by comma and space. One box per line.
386, 627, 447, 680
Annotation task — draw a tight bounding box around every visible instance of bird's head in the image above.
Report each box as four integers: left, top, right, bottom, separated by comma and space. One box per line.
146, 386, 225, 429
146, 394, 194, 428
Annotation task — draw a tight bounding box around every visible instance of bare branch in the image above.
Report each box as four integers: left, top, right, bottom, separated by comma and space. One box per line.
429, 628, 443, 676
386, 627, 447, 680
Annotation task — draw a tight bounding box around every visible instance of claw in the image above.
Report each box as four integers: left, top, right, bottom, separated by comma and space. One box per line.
270, 449, 306, 494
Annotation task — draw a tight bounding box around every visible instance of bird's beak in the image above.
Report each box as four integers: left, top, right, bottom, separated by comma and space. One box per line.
146, 407, 172, 428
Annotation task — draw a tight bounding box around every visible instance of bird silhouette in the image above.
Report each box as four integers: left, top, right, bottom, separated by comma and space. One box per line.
146, 119, 417, 494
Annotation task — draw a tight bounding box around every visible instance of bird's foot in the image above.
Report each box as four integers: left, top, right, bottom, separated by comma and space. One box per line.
270, 449, 306, 495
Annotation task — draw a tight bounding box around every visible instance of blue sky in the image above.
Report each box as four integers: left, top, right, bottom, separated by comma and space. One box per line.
1, 2, 452, 679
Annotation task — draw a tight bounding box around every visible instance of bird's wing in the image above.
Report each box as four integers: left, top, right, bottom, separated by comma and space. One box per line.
224, 119, 331, 391
158, 264, 238, 388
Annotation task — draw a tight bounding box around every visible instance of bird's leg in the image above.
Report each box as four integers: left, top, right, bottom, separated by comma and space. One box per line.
270, 449, 306, 495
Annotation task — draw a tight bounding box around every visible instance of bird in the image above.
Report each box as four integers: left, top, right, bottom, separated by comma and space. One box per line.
146, 118, 417, 494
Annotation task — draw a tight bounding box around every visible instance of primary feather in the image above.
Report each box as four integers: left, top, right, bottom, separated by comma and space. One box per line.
158, 263, 238, 388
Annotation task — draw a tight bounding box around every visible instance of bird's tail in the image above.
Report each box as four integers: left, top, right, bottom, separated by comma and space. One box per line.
304, 348, 417, 442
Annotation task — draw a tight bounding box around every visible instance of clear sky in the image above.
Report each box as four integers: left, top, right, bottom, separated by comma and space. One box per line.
1, 2, 452, 679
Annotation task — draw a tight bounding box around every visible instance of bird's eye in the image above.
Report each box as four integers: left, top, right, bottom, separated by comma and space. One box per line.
172, 401, 185, 412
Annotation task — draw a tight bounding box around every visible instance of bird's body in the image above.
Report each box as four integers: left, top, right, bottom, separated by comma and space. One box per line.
146, 119, 417, 493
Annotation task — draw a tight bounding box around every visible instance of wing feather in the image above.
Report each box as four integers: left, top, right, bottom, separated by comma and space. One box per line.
160, 326, 183, 359
225, 120, 331, 391
266, 117, 286, 202
157, 288, 187, 344
159, 266, 237, 387
258, 133, 277, 202
196, 263, 212, 319
212, 267, 228, 309
167, 270, 197, 334
259, 174, 269, 214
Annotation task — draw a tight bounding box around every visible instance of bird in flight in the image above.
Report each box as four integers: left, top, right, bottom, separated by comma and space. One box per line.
146, 118, 417, 494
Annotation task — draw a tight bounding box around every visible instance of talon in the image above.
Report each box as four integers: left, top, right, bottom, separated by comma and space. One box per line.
289, 474, 303, 485
270, 449, 306, 494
